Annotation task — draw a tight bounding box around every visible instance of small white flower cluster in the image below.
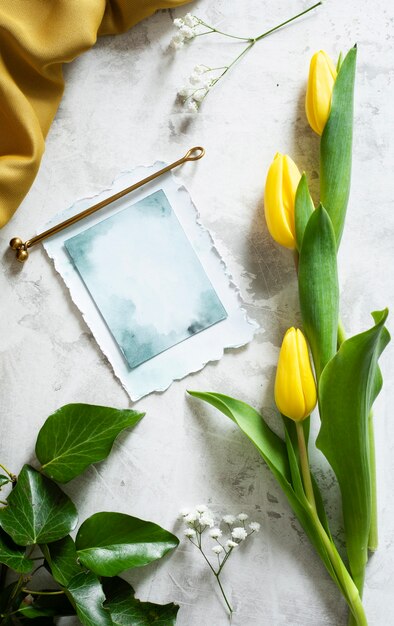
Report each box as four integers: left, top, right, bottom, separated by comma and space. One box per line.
170, 14, 200, 50
178, 65, 213, 113
179, 506, 260, 614
180, 506, 260, 554
178, 65, 214, 113
180, 504, 215, 529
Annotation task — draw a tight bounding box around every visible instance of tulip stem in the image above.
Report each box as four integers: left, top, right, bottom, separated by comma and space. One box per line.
368, 410, 378, 551
296, 421, 317, 510
338, 319, 347, 347
295, 422, 368, 625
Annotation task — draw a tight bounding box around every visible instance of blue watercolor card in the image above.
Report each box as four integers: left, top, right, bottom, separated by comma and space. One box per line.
64, 189, 227, 369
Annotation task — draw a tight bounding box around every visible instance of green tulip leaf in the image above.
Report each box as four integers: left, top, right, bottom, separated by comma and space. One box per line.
41, 535, 83, 587
76, 512, 179, 576
36, 404, 144, 483
295, 173, 314, 251
66, 571, 113, 626
317, 309, 390, 593
298, 204, 339, 379
0, 465, 78, 546
187, 392, 342, 586
0, 528, 33, 573
320, 45, 357, 246
103, 577, 179, 626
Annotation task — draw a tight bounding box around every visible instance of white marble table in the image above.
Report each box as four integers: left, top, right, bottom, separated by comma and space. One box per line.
1, 1, 393, 624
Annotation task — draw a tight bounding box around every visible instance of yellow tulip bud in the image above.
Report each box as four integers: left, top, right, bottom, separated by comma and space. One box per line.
264, 153, 301, 250
275, 327, 317, 422
305, 50, 337, 135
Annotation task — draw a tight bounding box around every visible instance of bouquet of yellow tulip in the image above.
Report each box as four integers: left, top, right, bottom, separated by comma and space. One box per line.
189, 46, 390, 625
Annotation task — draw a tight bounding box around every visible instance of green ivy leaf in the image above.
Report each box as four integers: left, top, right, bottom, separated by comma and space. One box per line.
76, 512, 179, 577
41, 535, 83, 587
298, 205, 339, 379
317, 309, 390, 593
0, 528, 33, 573
103, 577, 179, 625
0, 465, 78, 546
36, 404, 144, 483
18, 618, 55, 625
66, 571, 113, 626
0, 475, 10, 488
18, 593, 75, 619
320, 46, 357, 246
295, 173, 314, 251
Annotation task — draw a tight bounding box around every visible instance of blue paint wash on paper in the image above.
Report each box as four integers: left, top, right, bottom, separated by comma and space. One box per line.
64, 190, 227, 368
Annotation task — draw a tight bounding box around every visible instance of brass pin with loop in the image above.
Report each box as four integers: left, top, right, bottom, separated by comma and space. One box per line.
10, 146, 206, 263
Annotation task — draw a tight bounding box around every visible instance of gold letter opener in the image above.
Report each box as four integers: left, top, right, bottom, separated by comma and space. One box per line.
9, 146, 205, 262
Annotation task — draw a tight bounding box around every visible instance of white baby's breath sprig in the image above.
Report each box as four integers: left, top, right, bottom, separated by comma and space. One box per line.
179, 506, 260, 616
171, 3, 322, 111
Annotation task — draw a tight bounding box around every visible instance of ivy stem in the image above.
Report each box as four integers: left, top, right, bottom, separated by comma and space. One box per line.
0, 464, 16, 482
22, 589, 64, 596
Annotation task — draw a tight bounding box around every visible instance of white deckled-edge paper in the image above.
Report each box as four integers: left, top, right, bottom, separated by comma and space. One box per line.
43, 163, 258, 401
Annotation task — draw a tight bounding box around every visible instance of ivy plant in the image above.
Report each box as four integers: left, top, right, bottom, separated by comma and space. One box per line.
0, 404, 179, 625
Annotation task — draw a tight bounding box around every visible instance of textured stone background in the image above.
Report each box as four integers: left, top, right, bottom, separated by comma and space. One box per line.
1, 1, 393, 624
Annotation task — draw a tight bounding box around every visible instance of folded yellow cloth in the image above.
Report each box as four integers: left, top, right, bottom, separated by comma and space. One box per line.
0, 0, 190, 228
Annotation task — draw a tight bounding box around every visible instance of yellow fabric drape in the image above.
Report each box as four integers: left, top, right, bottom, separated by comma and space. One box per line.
0, 0, 190, 228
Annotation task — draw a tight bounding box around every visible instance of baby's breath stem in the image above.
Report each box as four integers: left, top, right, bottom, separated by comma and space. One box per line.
194, 533, 233, 615
254, 2, 322, 43
197, 20, 252, 41
215, 573, 233, 615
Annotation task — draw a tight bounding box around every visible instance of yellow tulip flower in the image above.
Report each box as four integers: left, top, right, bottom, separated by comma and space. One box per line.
264, 153, 301, 250
305, 50, 337, 135
275, 327, 317, 422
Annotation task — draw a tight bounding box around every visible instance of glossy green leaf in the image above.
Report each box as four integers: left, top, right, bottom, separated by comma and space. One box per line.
295, 173, 314, 251
18, 593, 75, 619
41, 535, 83, 586
0, 475, 10, 488
317, 309, 390, 593
0, 582, 24, 620
0, 465, 78, 546
320, 46, 357, 246
18, 615, 55, 626
76, 512, 179, 576
66, 571, 113, 626
103, 577, 179, 626
0, 528, 33, 573
36, 404, 144, 483
298, 205, 339, 379
187, 392, 340, 584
